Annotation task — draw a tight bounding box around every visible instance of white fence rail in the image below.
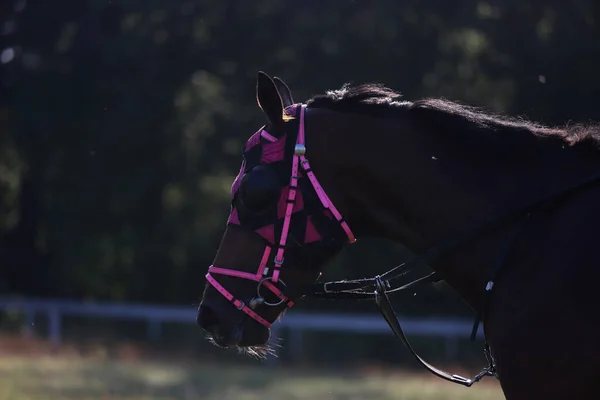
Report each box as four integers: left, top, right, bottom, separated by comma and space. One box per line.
0, 297, 480, 360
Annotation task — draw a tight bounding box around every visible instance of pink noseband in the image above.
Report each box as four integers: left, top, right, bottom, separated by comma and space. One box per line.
205, 104, 356, 328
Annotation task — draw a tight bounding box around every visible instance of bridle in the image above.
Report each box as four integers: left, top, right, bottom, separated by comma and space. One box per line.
206, 102, 600, 387
206, 104, 356, 328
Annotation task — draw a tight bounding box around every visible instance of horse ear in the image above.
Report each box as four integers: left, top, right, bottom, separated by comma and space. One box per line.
256, 71, 284, 126
273, 76, 294, 108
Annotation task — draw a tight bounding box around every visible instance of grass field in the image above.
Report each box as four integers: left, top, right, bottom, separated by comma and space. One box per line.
0, 354, 505, 400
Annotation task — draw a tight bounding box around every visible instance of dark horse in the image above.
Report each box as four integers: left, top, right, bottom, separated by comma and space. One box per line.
198, 71, 600, 399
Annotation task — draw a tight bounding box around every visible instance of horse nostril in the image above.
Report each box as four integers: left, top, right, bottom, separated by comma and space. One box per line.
197, 304, 220, 331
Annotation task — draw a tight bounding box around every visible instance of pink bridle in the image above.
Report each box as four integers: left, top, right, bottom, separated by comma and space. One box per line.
205, 104, 356, 328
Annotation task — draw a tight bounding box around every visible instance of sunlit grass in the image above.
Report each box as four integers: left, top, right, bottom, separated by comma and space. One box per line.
0, 355, 504, 400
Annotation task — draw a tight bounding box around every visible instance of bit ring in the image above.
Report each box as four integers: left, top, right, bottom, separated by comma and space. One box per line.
257, 277, 287, 307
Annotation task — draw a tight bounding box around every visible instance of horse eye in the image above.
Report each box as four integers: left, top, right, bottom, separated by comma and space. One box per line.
239, 165, 280, 212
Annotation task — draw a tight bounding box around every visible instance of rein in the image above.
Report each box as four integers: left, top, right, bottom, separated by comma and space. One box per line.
209, 102, 600, 387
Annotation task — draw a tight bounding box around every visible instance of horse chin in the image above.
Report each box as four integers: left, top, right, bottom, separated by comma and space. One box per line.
205, 324, 278, 360
236, 342, 279, 360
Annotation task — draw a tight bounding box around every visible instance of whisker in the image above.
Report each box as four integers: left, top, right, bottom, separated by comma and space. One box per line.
204, 329, 283, 361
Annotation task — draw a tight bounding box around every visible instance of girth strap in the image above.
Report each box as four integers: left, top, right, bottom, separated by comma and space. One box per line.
470, 213, 531, 341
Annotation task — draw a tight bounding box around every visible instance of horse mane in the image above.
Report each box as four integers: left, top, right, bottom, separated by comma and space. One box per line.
306, 83, 600, 148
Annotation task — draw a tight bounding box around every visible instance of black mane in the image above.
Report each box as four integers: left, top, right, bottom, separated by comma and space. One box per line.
307, 83, 410, 116
306, 83, 600, 148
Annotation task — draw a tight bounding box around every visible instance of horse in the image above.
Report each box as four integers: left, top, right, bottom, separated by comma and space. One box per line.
197, 71, 600, 399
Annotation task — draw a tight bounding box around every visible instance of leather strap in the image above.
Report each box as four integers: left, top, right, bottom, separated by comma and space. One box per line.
374, 277, 496, 386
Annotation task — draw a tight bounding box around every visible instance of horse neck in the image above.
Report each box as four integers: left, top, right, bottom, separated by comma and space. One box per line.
306, 107, 600, 310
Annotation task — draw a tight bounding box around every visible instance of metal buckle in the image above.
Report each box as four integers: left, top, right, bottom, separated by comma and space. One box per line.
235, 301, 245, 310
294, 144, 306, 156
374, 275, 386, 303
